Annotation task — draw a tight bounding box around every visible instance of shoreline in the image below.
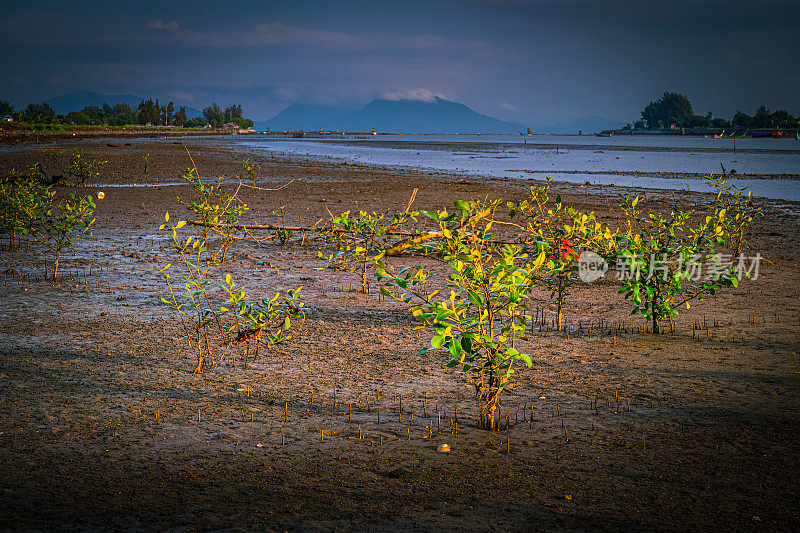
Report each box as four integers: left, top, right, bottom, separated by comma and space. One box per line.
0, 127, 239, 145
207, 136, 800, 199
5, 136, 800, 206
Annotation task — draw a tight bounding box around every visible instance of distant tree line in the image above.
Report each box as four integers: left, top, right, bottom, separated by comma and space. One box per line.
0, 98, 253, 129
185, 103, 253, 129
635, 92, 799, 131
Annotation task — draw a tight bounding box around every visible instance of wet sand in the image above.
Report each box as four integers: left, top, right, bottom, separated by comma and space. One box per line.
1, 138, 799, 530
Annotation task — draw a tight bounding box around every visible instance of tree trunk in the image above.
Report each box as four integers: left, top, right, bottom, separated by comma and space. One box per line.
652, 301, 660, 334
53, 255, 60, 282
484, 403, 497, 431
478, 389, 500, 431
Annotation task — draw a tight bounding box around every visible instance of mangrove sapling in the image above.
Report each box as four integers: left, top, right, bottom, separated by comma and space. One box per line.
158, 212, 229, 373
512, 180, 617, 330
616, 195, 744, 334
377, 199, 547, 431
323, 207, 418, 293
242, 159, 262, 185
707, 174, 763, 255
158, 212, 304, 373
270, 205, 292, 245
219, 274, 304, 367
177, 167, 248, 263
30, 190, 97, 282
65, 149, 106, 186
0, 170, 53, 248
143, 153, 150, 180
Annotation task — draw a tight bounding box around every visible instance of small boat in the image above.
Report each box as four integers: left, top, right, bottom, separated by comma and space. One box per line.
751, 130, 784, 138
595, 132, 612, 137
722, 132, 747, 139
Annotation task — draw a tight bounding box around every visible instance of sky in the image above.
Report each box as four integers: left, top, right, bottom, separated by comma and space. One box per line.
1, 0, 798, 125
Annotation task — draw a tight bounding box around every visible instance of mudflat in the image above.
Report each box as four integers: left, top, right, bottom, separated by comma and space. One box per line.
1, 137, 798, 531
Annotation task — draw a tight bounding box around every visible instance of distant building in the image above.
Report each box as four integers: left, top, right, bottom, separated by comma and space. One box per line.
2, 116, 12, 122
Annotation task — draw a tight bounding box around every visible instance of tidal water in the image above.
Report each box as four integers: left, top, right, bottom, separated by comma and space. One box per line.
232, 133, 800, 201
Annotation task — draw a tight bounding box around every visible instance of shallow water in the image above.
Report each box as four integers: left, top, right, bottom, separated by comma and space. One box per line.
231, 134, 800, 201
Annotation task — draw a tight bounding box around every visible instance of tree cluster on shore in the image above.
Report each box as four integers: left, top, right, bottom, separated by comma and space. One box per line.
0, 98, 253, 130
635, 92, 798, 131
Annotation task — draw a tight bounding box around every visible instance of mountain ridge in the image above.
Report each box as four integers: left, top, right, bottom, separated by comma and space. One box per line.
258, 97, 525, 133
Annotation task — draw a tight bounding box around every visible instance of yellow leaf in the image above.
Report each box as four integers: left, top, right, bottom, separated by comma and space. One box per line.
533, 250, 546, 270
165, 212, 170, 222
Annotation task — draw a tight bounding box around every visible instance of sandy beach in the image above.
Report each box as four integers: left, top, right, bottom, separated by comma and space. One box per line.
1, 137, 799, 530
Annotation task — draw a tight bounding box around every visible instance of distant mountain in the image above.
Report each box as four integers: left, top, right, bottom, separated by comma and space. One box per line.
262, 103, 352, 131
257, 97, 525, 133
532, 116, 626, 134
44, 91, 202, 118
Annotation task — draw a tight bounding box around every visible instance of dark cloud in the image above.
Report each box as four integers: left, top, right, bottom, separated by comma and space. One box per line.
1, 0, 797, 123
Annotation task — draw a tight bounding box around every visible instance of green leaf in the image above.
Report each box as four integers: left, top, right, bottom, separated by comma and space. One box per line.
460, 336, 473, 354
454, 200, 470, 211
467, 291, 483, 307
448, 339, 462, 359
